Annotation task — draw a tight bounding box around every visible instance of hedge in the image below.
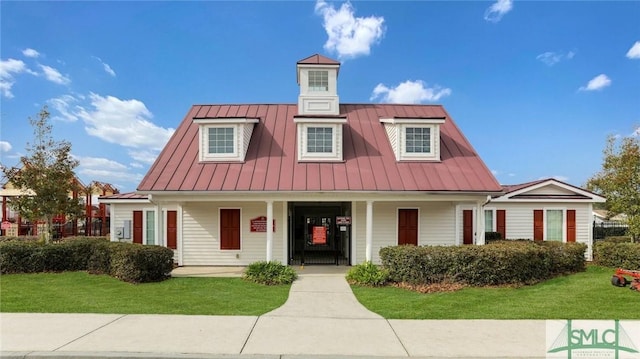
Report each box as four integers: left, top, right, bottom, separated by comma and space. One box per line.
594, 241, 640, 270
0, 237, 174, 283
379, 241, 587, 286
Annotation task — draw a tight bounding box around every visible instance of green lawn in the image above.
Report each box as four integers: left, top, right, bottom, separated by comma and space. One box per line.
0, 271, 290, 315
351, 265, 640, 319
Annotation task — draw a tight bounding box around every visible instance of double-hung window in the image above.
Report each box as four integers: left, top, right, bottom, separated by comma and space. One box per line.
145, 210, 155, 245
484, 209, 494, 231
545, 210, 563, 242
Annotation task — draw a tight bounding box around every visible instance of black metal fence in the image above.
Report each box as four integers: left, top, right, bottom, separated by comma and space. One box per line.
593, 221, 628, 240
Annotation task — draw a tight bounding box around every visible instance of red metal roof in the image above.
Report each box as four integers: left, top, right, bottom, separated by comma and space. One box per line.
297, 54, 340, 65
100, 192, 149, 200
138, 104, 502, 193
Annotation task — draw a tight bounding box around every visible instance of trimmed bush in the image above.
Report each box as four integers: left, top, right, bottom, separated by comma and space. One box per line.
243, 261, 297, 285
346, 261, 388, 286
110, 244, 174, 283
594, 241, 640, 270
380, 241, 587, 287
0, 236, 39, 243
0, 237, 175, 283
604, 236, 633, 243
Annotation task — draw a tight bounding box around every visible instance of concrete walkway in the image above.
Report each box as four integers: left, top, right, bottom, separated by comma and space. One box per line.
1, 266, 549, 358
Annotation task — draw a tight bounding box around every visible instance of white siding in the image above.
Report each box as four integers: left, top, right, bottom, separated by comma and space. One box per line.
526, 185, 574, 196
182, 201, 284, 265
354, 201, 457, 264
493, 202, 593, 259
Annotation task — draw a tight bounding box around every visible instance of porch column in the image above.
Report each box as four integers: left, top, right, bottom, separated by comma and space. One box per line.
109, 203, 116, 242
266, 200, 273, 261
1, 196, 6, 236
476, 201, 485, 245
365, 200, 373, 261
155, 203, 163, 246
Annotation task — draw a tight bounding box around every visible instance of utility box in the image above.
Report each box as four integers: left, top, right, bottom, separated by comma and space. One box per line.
116, 227, 124, 239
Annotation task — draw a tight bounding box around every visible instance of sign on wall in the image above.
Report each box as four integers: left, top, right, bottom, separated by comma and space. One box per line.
250, 216, 275, 232
336, 216, 351, 225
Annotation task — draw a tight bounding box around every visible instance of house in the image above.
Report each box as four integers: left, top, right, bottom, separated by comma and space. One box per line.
102, 54, 603, 266
487, 178, 605, 259
101, 54, 508, 266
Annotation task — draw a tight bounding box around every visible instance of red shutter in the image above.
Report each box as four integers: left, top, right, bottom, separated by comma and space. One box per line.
220, 209, 241, 250
533, 210, 543, 241
463, 210, 473, 245
398, 209, 418, 245
566, 210, 576, 242
133, 210, 143, 244
167, 210, 177, 249
496, 210, 506, 240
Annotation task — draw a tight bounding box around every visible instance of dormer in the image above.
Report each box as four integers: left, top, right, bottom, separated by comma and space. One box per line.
194, 117, 259, 162
297, 54, 340, 116
380, 117, 446, 161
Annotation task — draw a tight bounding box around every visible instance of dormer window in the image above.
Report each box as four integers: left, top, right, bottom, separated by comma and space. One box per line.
309, 70, 328, 92
380, 117, 445, 161
294, 117, 347, 162
194, 117, 259, 162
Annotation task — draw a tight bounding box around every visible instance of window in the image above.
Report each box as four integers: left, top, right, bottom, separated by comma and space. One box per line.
405, 127, 431, 153
546, 210, 563, 242
309, 70, 328, 92
484, 209, 494, 231
208, 127, 234, 154
307, 127, 333, 153
145, 210, 155, 245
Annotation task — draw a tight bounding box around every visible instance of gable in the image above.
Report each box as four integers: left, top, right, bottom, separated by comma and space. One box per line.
492, 179, 605, 203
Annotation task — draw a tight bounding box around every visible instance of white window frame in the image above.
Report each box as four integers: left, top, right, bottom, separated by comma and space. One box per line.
484, 208, 496, 232
206, 127, 236, 155
401, 124, 436, 159
306, 126, 334, 154
543, 207, 566, 242
295, 121, 345, 162
218, 207, 242, 252
144, 209, 156, 245
201, 125, 238, 161
308, 70, 329, 92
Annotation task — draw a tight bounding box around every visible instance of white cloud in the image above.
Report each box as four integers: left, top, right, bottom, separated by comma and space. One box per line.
128, 149, 158, 165
315, 0, 385, 59
38, 64, 70, 85
632, 127, 640, 137
536, 50, 575, 66
0, 141, 12, 152
579, 74, 611, 91
370, 80, 452, 104
484, 0, 513, 23
0, 58, 35, 98
129, 162, 144, 169
75, 156, 143, 185
93, 56, 116, 77
75, 93, 174, 151
626, 41, 640, 59
22, 48, 40, 58
48, 94, 80, 122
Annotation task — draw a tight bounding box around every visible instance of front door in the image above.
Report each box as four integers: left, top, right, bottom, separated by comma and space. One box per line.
463, 210, 473, 245
398, 209, 418, 245
289, 203, 350, 265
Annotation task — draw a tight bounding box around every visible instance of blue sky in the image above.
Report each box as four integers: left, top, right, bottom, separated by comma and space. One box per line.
1, 0, 639, 193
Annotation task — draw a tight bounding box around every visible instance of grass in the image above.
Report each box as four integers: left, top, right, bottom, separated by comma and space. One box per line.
0, 271, 290, 315
351, 265, 640, 319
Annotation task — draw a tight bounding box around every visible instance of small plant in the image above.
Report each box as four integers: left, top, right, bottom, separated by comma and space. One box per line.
346, 261, 388, 287
243, 261, 297, 285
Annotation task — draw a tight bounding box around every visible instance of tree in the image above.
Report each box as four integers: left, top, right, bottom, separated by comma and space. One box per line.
1, 106, 84, 242
587, 130, 640, 242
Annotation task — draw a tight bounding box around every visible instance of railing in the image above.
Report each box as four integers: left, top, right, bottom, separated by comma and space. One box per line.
593, 221, 628, 240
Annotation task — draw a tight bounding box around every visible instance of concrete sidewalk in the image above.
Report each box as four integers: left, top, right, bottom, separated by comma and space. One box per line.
1, 267, 547, 358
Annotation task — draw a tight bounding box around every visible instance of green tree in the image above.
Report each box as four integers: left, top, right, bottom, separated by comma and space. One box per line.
587, 130, 640, 242
1, 106, 84, 242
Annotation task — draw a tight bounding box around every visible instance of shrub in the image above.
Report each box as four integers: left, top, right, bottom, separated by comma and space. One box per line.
380, 241, 587, 287
243, 261, 297, 285
594, 241, 640, 270
110, 244, 174, 283
0, 237, 174, 283
604, 236, 633, 243
346, 261, 388, 286
0, 236, 39, 243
